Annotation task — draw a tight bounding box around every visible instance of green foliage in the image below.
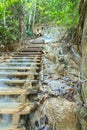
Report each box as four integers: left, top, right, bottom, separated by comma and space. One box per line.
0, 0, 80, 49
0, 0, 23, 46
36, 0, 80, 27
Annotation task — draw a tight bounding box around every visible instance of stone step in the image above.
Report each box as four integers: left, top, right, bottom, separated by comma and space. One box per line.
0, 72, 39, 76
12, 55, 42, 58
28, 44, 43, 48
20, 48, 42, 52
11, 57, 41, 60
0, 66, 39, 70
0, 102, 33, 115
0, 102, 21, 114
0, 79, 38, 85
5, 62, 41, 66
0, 72, 39, 80
0, 88, 26, 95
0, 43, 43, 126
9, 59, 41, 62
14, 52, 42, 55
12, 54, 42, 59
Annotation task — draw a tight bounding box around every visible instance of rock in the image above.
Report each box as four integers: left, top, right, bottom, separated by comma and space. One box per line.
68, 68, 79, 76
58, 64, 65, 76
48, 80, 71, 96
35, 115, 50, 130
16, 119, 26, 128
58, 55, 70, 66
29, 97, 79, 130
43, 45, 52, 53
58, 56, 64, 62
64, 55, 70, 65
83, 113, 87, 122
57, 47, 63, 55
23, 82, 32, 89
17, 94, 29, 103
80, 120, 87, 130
47, 65, 59, 74
50, 73, 60, 80
46, 53, 57, 63
78, 106, 87, 130
32, 38, 45, 44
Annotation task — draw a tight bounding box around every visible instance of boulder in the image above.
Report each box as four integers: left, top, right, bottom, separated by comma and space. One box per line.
29, 97, 79, 130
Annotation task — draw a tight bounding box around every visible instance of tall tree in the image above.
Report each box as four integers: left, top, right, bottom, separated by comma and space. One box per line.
80, 0, 87, 102
32, 0, 37, 30
20, 0, 25, 44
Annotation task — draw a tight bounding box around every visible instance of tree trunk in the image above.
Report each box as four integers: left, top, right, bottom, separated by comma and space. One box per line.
29, 10, 32, 29
81, 2, 87, 102
32, 0, 37, 30
20, 14, 24, 44
4, 0, 6, 27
